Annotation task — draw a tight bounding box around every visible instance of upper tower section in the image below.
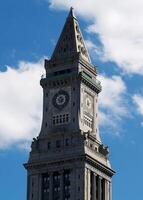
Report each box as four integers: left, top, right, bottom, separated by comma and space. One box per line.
51, 7, 91, 63
40, 8, 101, 140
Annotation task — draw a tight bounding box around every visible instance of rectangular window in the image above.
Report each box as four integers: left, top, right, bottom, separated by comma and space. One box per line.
53, 116, 56, 124
53, 172, 60, 200
84, 115, 93, 128
56, 140, 61, 148
65, 139, 69, 146
42, 173, 50, 200
63, 114, 66, 123
52, 114, 70, 125
47, 142, 51, 150
66, 114, 69, 122
64, 170, 71, 199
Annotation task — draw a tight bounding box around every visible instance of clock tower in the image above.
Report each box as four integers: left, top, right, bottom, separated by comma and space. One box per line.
24, 8, 115, 200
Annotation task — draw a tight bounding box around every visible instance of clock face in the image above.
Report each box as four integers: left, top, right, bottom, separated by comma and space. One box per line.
52, 90, 69, 109
83, 91, 94, 117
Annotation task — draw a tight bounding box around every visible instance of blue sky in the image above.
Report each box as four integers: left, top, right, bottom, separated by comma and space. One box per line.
0, 0, 143, 199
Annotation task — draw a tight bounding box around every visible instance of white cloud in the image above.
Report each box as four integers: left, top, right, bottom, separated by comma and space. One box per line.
99, 75, 128, 131
49, 0, 143, 75
133, 94, 143, 126
0, 60, 44, 149
133, 94, 143, 115
85, 40, 103, 60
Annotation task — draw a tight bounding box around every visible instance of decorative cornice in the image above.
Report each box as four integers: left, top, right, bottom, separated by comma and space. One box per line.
79, 72, 102, 93
85, 154, 115, 177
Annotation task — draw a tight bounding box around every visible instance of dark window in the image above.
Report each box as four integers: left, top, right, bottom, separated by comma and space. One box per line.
32, 181, 34, 187
67, 69, 71, 73
47, 142, 51, 150
53, 82, 56, 87
60, 115, 62, 123
53, 116, 56, 125
56, 116, 59, 124
42, 173, 50, 200
63, 170, 71, 199
66, 114, 69, 122
65, 139, 69, 146
63, 115, 66, 123
56, 140, 61, 148
60, 70, 65, 75
53, 114, 70, 125
54, 71, 58, 76
53, 172, 60, 200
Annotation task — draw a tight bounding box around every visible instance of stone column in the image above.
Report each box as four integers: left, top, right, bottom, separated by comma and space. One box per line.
101, 178, 109, 200
70, 169, 74, 199
98, 176, 102, 200
105, 180, 109, 200
49, 172, 53, 199
84, 168, 88, 200
92, 173, 97, 200
87, 169, 91, 200
109, 182, 112, 200
38, 174, 42, 200
60, 171, 64, 200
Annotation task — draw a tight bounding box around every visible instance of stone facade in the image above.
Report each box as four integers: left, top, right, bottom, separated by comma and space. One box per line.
24, 7, 115, 200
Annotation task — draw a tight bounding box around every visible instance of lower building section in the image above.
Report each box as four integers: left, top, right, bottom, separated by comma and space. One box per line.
25, 162, 113, 200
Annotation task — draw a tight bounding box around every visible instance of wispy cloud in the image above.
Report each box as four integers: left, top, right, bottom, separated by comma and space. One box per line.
99, 75, 129, 132
133, 94, 143, 126
49, 0, 143, 75
0, 60, 44, 149
132, 94, 143, 127
85, 40, 103, 60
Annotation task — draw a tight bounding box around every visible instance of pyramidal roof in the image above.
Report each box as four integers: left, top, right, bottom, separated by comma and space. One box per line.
51, 7, 91, 63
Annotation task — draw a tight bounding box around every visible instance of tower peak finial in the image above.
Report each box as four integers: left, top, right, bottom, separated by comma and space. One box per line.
68, 7, 76, 18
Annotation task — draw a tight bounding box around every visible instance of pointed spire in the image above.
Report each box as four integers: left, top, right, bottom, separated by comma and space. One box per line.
51, 8, 91, 63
